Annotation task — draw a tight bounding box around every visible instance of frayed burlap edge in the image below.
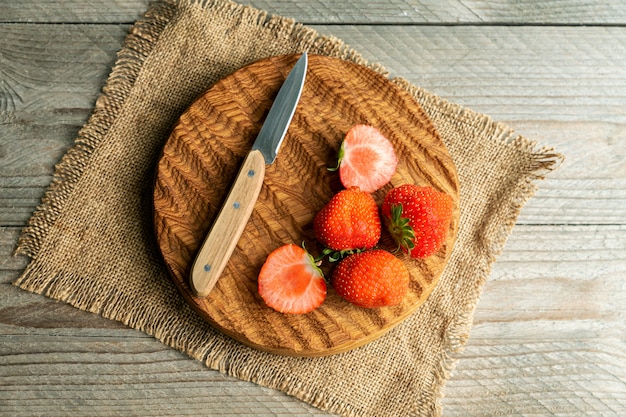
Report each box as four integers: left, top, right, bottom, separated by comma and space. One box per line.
15, 1, 176, 259
14, 1, 564, 417
396, 80, 563, 416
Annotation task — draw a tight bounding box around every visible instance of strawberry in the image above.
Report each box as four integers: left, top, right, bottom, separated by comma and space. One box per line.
331, 124, 398, 193
313, 186, 381, 253
258, 244, 326, 314
381, 184, 453, 259
331, 250, 409, 308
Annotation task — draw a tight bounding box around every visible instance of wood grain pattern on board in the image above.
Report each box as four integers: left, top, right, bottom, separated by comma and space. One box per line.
153, 54, 459, 356
3, 0, 626, 413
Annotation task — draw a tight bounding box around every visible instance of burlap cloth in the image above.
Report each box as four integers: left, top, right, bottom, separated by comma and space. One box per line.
14, 1, 563, 416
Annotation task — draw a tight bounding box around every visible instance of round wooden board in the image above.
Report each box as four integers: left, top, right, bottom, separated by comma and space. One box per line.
153, 54, 460, 357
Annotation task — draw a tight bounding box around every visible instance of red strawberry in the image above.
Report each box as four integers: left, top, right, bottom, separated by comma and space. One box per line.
313, 186, 381, 253
258, 244, 326, 314
332, 124, 398, 193
381, 184, 453, 258
331, 250, 409, 308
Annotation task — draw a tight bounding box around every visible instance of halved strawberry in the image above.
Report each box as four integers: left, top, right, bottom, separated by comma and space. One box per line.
332, 124, 398, 193
258, 244, 326, 314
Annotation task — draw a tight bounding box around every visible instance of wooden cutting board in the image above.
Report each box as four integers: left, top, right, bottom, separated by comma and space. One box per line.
153, 54, 459, 357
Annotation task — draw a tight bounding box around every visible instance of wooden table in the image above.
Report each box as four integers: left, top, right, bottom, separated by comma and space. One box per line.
2, 1, 625, 415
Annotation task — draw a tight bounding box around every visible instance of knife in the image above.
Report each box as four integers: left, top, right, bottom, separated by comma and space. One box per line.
190, 53, 308, 298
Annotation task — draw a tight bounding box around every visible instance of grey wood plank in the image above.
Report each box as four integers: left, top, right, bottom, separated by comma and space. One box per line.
477, 224, 626, 334
1, 24, 625, 226
2, 224, 624, 416
0, 333, 333, 416
3, 1, 625, 416
317, 24, 626, 225
0, 225, 335, 416
3, 0, 626, 24
0, 0, 150, 23
0, 24, 128, 226
444, 338, 626, 416
317, 25, 626, 124
444, 224, 626, 415
4, 224, 624, 332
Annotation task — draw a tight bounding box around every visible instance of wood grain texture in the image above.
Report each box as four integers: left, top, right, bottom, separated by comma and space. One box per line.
2, 224, 624, 416
0, 0, 150, 23
0, 24, 128, 226
190, 149, 266, 297
2, 25, 625, 227
4, 0, 626, 24
153, 54, 459, 356
2, 1, 625, 415
0, 330, 331, 416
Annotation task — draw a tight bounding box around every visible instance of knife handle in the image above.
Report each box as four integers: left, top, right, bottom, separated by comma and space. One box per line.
190, 149, 266, 298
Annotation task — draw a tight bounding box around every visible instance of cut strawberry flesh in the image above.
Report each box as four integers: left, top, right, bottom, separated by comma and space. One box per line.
258, 244, 326, 314
339, 125, 398, 193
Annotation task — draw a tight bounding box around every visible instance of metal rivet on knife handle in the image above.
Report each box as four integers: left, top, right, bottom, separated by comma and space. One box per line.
190, 52, 308, 298
190, 149, 266, 297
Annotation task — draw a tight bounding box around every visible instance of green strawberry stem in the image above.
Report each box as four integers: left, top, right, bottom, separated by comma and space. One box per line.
327, 140, 345, 172
301, 242, 325, 275
321, 247, 365, 263
388, 204, 416, 253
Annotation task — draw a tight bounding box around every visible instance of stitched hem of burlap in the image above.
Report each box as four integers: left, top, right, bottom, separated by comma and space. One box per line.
14, 1, 564, 417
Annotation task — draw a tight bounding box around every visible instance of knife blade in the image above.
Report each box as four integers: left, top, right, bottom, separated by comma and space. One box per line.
190, 53, 308, 298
